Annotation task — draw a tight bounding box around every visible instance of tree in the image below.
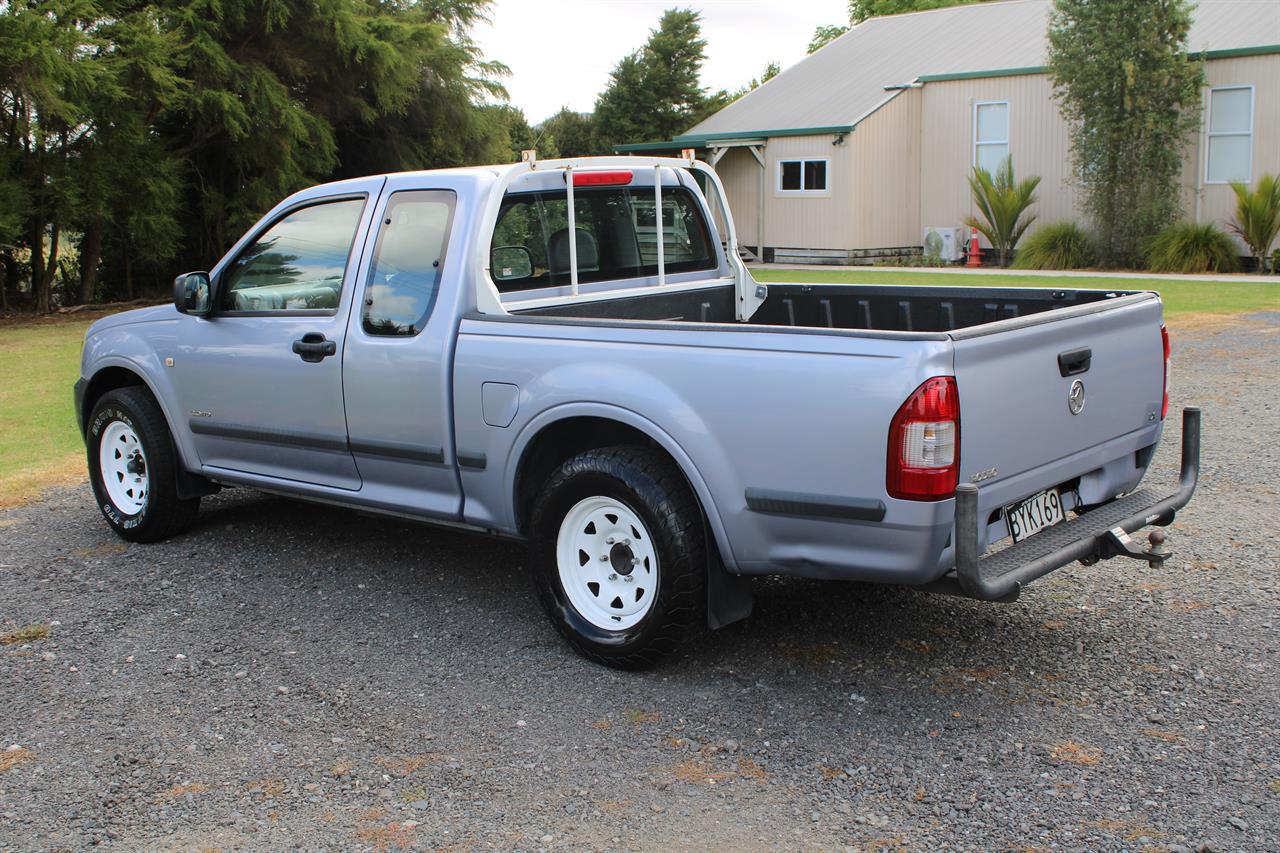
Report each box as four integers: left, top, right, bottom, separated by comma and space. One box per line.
0, 0, 98, 312
808, 24, 848, 53
849, 0, 989, 22
0, 0, 512, 311
594, 8, 714, 150
750, 61, 780, 89
1047, 0, 1203, 267
964, 157, 1040, 267
488, 105, 540, 163
536, 108, 594, 158
72, 4, 186, 304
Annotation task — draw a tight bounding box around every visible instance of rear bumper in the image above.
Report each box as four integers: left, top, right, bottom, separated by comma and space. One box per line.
926, 407, 1200, 602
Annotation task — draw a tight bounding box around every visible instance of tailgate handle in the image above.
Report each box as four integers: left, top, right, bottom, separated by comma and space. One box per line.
1057, 347, 1092, 377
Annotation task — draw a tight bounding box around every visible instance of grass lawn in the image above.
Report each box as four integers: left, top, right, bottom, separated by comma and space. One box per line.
0, 318, 92, 508
751, 267, 1280, 318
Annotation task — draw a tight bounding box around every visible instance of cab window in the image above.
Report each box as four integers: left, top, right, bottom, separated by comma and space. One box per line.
221, 198, 365, 312
490, 185, 715, 292
362, 190, 457, 336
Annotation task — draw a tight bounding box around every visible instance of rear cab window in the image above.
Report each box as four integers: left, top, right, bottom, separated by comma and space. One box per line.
490, 183, 716, 293
362, 190, 457, 336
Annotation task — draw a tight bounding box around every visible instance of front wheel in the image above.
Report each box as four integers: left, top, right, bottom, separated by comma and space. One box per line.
528, 446, 705, 669
86, 386, 199, 543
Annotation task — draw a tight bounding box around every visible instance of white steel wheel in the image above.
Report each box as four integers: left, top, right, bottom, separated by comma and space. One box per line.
555, 496, 660, 631
98, 420, 149, 515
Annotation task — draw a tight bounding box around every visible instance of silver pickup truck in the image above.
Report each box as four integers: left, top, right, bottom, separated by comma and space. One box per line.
75, 155, 1199, 668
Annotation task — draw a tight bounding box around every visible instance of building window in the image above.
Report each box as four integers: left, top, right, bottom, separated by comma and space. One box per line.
777, 159, 829, 194
973, 100, 1009, 174
1206, 85, 1253, 184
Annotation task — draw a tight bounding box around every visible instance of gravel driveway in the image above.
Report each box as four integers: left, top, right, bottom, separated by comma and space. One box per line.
2, 315, 1277, 853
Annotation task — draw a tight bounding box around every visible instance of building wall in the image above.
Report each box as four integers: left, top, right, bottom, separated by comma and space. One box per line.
711, 52, 1278, 256
714, 147, 761, 248
711, 134, 855, 252
919, 55, 1280, 249
761, 134, 855, 249
919, 72, 1082, 241
849, 88, 922, 249
1195, 54, 1280, 233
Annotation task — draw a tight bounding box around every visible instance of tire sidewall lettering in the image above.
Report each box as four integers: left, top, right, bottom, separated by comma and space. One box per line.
90, 405, 146, 525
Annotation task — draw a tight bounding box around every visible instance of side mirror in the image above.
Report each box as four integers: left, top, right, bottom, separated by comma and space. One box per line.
491, 246, 533, 282
173, 272, 212, 316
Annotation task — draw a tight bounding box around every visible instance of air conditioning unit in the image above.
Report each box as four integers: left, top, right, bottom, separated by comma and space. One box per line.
922, 226, 966, 262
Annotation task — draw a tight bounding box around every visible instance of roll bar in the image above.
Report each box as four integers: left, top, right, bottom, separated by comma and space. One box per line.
471, 154, 761, 319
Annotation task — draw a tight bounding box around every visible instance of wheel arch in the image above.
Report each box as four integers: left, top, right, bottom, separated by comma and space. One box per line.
81, 365, 150, 434
509, 404, 738, 575
81, 358, 206, 492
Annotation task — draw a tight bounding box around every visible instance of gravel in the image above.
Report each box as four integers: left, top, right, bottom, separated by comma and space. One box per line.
2, 313, 1278, 852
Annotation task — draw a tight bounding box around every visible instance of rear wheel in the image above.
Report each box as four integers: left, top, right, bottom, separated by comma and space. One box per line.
528, 445, 705, 669
86, 386, 199, 543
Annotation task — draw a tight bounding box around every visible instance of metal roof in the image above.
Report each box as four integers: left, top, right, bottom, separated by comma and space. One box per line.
682, 0, 1280, 140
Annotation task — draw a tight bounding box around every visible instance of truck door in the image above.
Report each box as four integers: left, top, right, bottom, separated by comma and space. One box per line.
172, 178, 385, 490
340, 178, 466, 519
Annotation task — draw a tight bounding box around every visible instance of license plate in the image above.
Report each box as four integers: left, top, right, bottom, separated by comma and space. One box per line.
1004, 488, 1065, 543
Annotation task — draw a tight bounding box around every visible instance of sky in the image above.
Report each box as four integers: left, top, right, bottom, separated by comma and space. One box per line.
471, 0, 852, 124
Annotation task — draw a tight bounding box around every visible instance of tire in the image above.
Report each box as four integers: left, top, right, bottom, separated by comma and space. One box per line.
528, 445, 706, 669
86, 386, 200, 543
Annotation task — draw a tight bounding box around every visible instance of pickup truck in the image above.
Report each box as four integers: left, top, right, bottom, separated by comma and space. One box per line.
75, 154, 1200, 668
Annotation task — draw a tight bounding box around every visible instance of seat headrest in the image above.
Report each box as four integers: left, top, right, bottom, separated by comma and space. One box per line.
548, 227, 599, 275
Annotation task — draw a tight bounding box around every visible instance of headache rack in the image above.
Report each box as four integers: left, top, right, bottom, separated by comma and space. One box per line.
471, 152, 762, 320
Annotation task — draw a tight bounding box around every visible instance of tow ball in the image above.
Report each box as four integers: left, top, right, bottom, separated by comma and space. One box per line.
1099, 527, 1171, 570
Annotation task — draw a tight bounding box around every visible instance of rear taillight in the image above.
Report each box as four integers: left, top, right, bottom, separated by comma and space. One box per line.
1160, 324, 1171, 420
887, 376, 960, 501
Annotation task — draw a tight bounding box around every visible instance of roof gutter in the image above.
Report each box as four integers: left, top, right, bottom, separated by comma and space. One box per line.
917, 44, 1280, 83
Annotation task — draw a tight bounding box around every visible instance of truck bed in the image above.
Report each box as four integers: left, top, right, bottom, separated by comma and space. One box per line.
513, 281, 1138, 334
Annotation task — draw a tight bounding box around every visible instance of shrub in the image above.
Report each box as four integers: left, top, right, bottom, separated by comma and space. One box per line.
964, 156, 1041, 267
1144, 222, 1239, 274
1229, 174, 1280, 273
1013, 221, 1096, 270
1272, 247, 1280, 276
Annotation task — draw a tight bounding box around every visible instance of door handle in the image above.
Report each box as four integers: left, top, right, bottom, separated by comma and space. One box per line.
1057, 347, 1092, 377
292, 333, 337, 363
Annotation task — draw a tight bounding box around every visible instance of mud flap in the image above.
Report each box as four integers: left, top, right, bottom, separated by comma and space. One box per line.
706, 526, 752, 629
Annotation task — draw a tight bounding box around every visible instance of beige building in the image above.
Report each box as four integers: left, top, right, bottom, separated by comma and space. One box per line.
618, 0, 1280, 264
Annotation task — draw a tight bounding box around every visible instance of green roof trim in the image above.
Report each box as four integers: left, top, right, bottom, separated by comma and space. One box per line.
674, 125, 853, 144
1199, 44, 1280, 59
613, 141, 684, 152
615, 124, 854, 153
918, 65, 1047, 82
917, 45, 1280, 84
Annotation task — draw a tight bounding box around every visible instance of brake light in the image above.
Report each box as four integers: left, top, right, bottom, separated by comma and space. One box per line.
570, 170, 633, 187
1160, 324, 1171, 419
887, 376, 960, 501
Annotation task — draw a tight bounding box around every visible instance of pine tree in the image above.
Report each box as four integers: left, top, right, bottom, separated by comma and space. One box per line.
593, 9, 713, 150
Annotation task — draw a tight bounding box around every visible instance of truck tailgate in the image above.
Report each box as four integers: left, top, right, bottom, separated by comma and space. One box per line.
952, 294, 1165, 489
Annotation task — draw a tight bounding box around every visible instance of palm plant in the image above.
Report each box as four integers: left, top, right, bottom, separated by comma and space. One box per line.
965, 156, 1041, 266
1229, 174, 1280, 273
